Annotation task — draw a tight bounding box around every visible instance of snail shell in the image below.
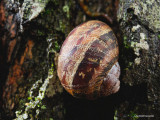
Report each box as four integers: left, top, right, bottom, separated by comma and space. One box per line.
57, 20, 120, 99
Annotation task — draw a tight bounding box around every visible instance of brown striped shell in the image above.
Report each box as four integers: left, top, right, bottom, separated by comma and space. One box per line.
57, 20, 120, 99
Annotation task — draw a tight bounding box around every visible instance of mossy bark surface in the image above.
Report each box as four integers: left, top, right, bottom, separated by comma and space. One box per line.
0, 0, 76, 119
116, 0, 160, 119
1, 0, 159, 120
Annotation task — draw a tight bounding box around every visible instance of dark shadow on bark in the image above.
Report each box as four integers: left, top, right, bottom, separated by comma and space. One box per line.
63, 81, 147, 120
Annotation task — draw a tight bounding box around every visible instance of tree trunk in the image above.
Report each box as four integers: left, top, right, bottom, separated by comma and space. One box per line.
0, 0, 76, 119
116, 0, 160, 120
0, 0, 159, 120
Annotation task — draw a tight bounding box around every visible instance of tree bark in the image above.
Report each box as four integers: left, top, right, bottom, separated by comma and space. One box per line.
0, 0, 76, 119
0, 0, 159, 120
116, 0, 160, 120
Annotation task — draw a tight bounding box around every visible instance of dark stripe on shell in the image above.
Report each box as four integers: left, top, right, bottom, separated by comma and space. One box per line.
85, 37, 118, 64
72, 38, 118, 88
72, 40, 103, 88
99, 31, 117, 43
68, 46, 78, 57
62, 21, 102, 57
86, 22, 101, 35
84, 40, 106, 62
76, 36, 84, 45
72, 59, 97, 88
99, 56, 118, 78
102, 38, 118, 55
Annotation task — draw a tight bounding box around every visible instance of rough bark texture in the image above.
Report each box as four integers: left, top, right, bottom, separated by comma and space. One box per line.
0, 0, 159, 120
0, 0, 76, 119
116, 0, 160, 120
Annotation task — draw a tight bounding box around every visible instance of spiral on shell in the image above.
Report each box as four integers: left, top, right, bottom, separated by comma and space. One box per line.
57, 20, 120, 99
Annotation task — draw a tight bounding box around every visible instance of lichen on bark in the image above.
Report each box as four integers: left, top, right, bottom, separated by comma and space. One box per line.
0, 0, 76, 119
118, 0, 160, 32
13, 0, 76, 119
117, 0, 160, 119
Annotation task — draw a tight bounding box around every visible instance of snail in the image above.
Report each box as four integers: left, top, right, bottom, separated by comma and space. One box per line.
57, 20, 120, 100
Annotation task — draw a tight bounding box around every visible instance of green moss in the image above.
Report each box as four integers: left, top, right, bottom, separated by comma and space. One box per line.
63, 5, 70, 18
59, 20, 66, 33
158, 34, 160, 39
54, 41, 60, 51
41, 105, 46, 110
123, 36, 130, 48
15, 75, 50, 119
27, 97, 32, 100
114, 110, 118, 120
124, 36, 127, 40
118, 0, 160, 32
128, 111, 139, 120
37, 30, 45, 36
19, 99, 27, 109
15, 0, 74, 119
